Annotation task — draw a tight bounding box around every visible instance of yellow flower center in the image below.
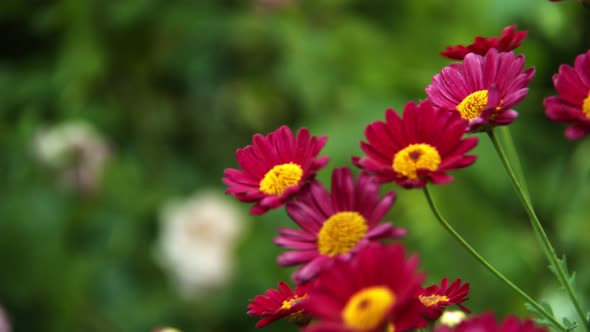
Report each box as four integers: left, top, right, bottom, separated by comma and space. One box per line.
419, 294, 450, 307
342, 286, 396, 331
286, 310, 307, 324
392, 143, 441, 179
457, 90, 488, 120
259, 163, 303, 195
583, 93, 590, 118
385, 322, 395, 332
281, 294, 307, 311
317, 212, 368, 256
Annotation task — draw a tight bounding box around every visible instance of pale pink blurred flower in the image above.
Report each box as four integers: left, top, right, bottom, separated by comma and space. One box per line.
34, 121, 111, 194
0, 306, 11, 332
157, 190, 244, 298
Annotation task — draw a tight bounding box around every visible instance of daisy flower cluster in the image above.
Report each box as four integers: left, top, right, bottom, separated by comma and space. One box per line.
224, 5, 590, 332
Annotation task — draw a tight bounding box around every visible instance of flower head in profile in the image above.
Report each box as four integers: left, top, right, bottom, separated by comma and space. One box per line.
247, 281, 313, 328
419, 278, 471, 320
427, 49, 535, 132
440, 25, 528, 60
224, 126, 329, 215
435, 313, 547, 332
275, 167, 406, 283
352, 101, 478, 188
544, 50, 590, 140
304, 243, 426, 332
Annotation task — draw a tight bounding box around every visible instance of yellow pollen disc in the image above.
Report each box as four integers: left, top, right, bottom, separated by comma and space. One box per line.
317, 212, 368, 256
385, 322, 395, 332
286, 310, 306, 324
281, 294, 307, 311
583, 93, 590, 119
392, 143, 441, 179
419, 294, 450, 307
456, 89, 489, 120
342, 286, 396, 331
259, 162, 303, 195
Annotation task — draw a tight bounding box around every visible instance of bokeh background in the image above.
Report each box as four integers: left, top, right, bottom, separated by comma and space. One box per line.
1, 0, 590, 331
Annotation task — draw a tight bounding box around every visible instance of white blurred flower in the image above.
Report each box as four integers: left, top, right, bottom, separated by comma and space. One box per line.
152, 328, 181, 332
158, 190, 244, 298
437, 310, 468, 328
34, 121, 111, 194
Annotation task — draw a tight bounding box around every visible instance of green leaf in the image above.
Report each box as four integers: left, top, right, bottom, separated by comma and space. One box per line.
562, 317, 577, 332
569, 271, 577, 286
525, 302, 561, 331
549, 255, 578, 291
541, 301, 555, 316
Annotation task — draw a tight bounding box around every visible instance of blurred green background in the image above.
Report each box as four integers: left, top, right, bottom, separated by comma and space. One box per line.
1, 0, 590, 331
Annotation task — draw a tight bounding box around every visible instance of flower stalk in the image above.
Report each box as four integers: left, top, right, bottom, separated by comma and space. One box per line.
423, 186, 566, 332
487, 129, 589, 332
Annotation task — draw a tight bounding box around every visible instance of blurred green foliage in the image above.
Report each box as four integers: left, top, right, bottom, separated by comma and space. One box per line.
1, 0, 589, 331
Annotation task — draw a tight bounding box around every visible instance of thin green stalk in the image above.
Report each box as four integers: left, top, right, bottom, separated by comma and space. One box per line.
487, 129, 588, 331
497, 126, 530, 201
423, 186, 566, 332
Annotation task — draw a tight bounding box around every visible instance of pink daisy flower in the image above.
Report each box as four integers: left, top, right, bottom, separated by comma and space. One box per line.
275, 167, 406, 284
544, 50, 590, 140
435, 313, 547, 332
419, 278, 471, 320
247, 281, 313, 328
427, 48, 535, 132
440, 25, 528, 60
303, 243, 426, 332
352, 101, 478, 188
223, 126, 329, 215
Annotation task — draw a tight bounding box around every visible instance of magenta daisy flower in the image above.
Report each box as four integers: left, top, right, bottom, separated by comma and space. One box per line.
419, 278, 471, 320
223, 126, 329, 215
275, 167, 406, 284
426, 48, 535, 132
544, 50, 590, 140
303, 243, 426, 332
352, 101, 478, 188
435, 313, 547, 332
440, 25, 528, 60
247, 281, 313, 328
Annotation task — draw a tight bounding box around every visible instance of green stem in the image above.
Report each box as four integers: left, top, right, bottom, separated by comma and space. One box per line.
487, 129, 588, 331
497, 126, 530, 200
423, 186, 566, 332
